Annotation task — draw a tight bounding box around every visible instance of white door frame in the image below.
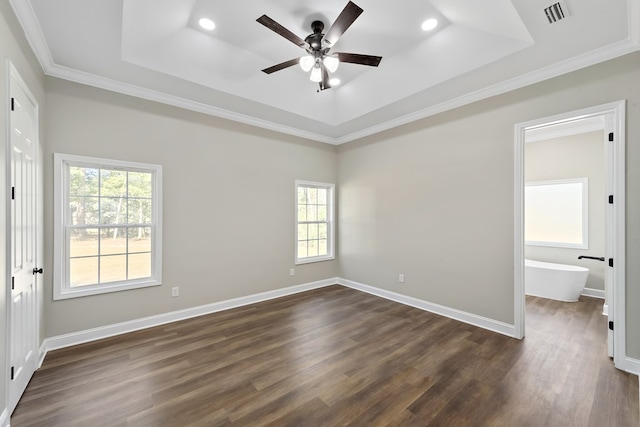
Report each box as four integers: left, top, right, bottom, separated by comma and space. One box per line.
513, 100, 626, 371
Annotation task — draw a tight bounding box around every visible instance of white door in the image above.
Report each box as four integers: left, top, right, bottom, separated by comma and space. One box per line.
8, 66, 40, 414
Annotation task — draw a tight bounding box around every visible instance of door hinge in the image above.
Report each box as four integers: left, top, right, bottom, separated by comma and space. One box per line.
608, 132, 614, 142
10, 97, 15, 111
608, 195, 613, 204
11, 186, 15, 200
608, 320, 614, 331
10, 366, 15, 380
11, 276, 15, 290
608, 258, 614, 268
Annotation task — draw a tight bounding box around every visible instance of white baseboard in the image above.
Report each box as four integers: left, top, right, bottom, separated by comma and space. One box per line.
582, 287, 605, 299
625, 357, 640, 376
41, 278, 338, 356
40, 276, 516, 362
336, 278, 515, 338
40, 277, 633, 377
0, 408, 8, 427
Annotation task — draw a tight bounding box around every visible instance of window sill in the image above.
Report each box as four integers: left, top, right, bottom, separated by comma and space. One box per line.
295, 255, 335, 265
54, 278, 161, 300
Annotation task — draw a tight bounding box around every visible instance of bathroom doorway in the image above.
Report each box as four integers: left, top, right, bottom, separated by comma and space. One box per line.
513, 101, 626, 370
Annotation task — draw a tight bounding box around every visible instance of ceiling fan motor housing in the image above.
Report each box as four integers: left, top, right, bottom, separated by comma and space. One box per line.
306, 21, 325, 51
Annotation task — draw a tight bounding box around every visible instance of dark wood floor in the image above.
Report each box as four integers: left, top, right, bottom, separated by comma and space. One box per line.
11, 285, 639, 426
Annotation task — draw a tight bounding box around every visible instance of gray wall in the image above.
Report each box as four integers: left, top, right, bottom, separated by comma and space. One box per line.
524, 131, 606, 291
43, 78, 339, 337
1, 1, 45, 419
338, 52, 640, 359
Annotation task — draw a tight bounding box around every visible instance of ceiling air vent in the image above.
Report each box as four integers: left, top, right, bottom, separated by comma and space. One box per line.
544, 1, 569, 24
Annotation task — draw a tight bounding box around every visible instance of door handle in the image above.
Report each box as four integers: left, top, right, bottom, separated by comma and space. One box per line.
32, 267, 43, 275
577, 256, 604, 261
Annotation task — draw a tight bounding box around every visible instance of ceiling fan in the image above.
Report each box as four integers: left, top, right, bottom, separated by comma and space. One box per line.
256, 1, 382, 91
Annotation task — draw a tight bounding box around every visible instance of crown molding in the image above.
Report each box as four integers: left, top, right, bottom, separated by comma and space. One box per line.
335, 37, 640, 144
47, 63, 339, 145
9, 0, 53, 71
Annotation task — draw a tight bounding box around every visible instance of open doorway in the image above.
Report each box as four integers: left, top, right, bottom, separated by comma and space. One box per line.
513, 101, 626, 371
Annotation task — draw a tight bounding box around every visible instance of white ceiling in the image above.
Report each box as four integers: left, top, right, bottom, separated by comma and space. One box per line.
11, 0, 640, 144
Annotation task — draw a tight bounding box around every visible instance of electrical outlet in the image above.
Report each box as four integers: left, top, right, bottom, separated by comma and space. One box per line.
398, 274, 405, 283
290, 268, 295, 276
171, 286, 179, 297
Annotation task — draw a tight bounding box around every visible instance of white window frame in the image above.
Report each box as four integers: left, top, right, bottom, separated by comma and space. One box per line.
295, 180, 335, 265
53, 153, 162, 300
525, 178, 588, 249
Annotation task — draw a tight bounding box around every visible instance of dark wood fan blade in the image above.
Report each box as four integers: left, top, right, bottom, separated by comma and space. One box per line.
336, 52, 382, 67
257, 15, 308, 48
324, 1, 363, 47
320, 64, 331, 91
262, 58, 300, 74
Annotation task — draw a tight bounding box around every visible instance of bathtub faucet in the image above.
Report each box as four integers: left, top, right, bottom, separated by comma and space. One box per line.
577, 256, 605, 261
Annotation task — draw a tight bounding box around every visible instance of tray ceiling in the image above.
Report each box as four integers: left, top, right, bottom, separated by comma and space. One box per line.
11, 0, 640, 143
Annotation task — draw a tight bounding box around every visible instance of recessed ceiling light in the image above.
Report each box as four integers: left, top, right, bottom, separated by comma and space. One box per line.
330, 78, 341, 86
421, 18, 438, 31
199, 18, 215, 31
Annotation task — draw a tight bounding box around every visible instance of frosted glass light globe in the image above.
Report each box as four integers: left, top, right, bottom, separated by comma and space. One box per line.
299, 55, 315, 72
323, 56, 339, 73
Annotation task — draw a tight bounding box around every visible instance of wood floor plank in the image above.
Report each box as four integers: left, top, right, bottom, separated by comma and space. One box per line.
11, 286, 639, 426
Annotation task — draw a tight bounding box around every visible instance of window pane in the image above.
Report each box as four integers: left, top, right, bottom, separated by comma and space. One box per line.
525, 180, 585, 246
100, 229, 127, 255
297, 205, 307, 222
70, 196, 99, 225
128, 253, 151, 280
307, 188, 317, 204
101, 169, 127, 197
307, 205, 318, 221
69, 166, 99, 197
308, 223, 319, 239
308, 240, 318, 257
298, 187, 307, 205
319, 224, 327, 239
297, 241, 308, 258
318, 239, 328, 256
70, 231, 98, 257
70, 257, 98, 287
128, 199, 152, 224
128, 172, 153, 198
100, 255, 127, 283
129, 228, 151, 253
318, 205, 327, 222
317, 188, 327, 204
297, 224, 307, 241
100, 197, 127, 224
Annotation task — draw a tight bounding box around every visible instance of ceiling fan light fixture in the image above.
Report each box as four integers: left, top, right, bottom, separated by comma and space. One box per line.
198, 18, 216, 31
257, 2, 382, 89
421, 18, 438, 31
323, 56, 340, 73
300, 55, 315, 72
309, 65, 322, 82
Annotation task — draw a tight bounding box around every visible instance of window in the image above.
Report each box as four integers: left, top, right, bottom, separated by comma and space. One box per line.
525, 178, 588, 249
295, 181, 335, 264
54, 154, 162, 299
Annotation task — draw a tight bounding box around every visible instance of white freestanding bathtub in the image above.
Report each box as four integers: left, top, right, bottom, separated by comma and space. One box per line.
524, 259, 589, 302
